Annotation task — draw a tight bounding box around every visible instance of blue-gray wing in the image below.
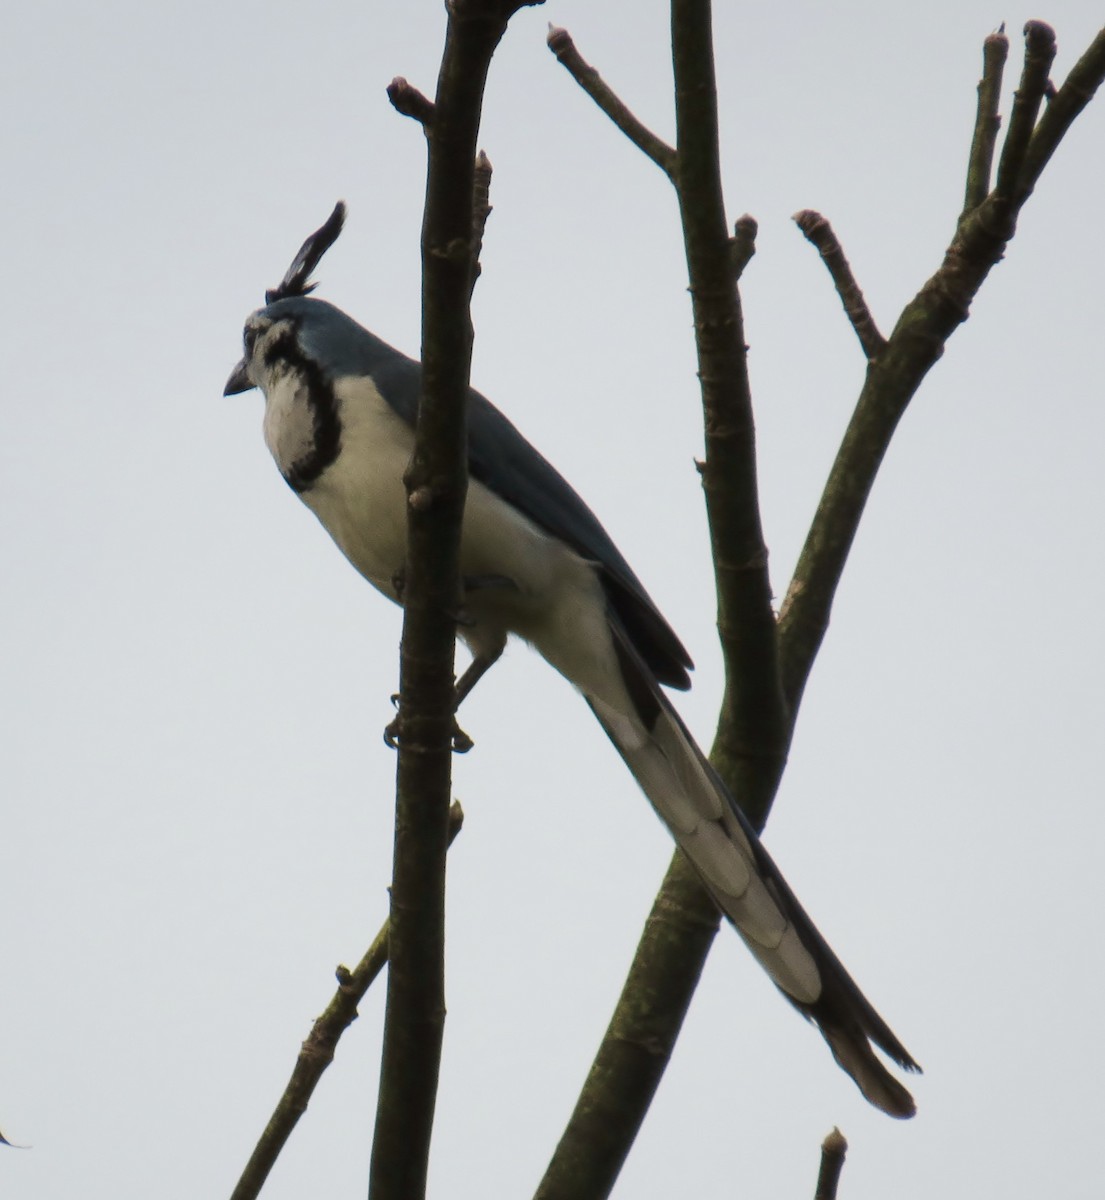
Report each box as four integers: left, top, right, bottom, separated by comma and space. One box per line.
464, 385, 692, 689
368, 340, 691, 689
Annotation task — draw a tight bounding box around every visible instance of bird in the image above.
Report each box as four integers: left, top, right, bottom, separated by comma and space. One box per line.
225, 203, 919, 1117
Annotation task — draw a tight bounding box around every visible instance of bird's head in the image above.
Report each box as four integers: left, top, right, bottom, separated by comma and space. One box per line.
224, 201, 348, 397
225, 295, 395, 400
223, 307, 292, 396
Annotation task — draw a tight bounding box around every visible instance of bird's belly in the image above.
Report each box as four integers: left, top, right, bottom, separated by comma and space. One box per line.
300, 436, 621, 709
457, 479, 631, 709
300, 441, 411, 601
457, 478, 567, 611
306, 489, 408, 600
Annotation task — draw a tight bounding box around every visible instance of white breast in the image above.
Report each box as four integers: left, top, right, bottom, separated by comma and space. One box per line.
261, 371, 318, 478
267, 373, 416, 599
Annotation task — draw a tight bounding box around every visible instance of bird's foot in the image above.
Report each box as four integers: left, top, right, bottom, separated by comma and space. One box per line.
383, 711, 474, 754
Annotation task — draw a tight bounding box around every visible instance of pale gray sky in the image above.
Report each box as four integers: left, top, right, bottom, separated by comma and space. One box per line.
3, 3, 1104, 1197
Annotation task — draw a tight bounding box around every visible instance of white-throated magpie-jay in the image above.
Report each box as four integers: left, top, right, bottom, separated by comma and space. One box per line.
225, 204, 919, 1117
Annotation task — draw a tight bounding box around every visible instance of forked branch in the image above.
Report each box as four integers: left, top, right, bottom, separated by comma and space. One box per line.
543, 16, 1105, 1198
780, 20, 1105, 712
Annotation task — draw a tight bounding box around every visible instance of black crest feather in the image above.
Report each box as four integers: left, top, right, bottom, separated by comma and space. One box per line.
265, 201, 347, 304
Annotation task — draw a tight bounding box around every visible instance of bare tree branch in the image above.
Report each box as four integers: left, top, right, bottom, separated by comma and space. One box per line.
533, 853, 719, 1200
538, 3, 790, 1193
779, 22, 1105, 716
962, 29, 1009, 214
370, 5, 540, 1198
995, 21, 1057, 200
547, 25, 677, 178
1018, 25, 1105, 198
814, 1127, 848, 1200
541, 17, 1105, 1197
670, 0, 788, 823
548, 14, 789, 794
793, 210, 886, 360
230, 805, 464, 1200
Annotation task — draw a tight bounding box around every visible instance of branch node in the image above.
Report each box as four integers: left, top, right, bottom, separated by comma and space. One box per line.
470, 149, 494, 294
814, 1127, 848, 1200
408, 485, 435, 512
387, 76, 436, 126
729, 213, 758, 278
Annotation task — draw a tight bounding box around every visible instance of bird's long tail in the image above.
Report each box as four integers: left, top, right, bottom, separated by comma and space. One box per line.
585, 628, 920, 1118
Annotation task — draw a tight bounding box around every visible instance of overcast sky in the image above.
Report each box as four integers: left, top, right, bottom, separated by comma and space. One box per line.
3, 3, 1104, 1198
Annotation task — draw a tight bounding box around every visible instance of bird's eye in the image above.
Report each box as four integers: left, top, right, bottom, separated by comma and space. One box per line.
242, 325, 259, 357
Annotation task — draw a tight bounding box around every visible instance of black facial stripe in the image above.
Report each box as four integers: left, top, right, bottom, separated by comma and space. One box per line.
266, 325, 342, 493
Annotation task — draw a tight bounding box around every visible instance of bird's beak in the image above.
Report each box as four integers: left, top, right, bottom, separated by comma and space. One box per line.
224, 358, 254, 395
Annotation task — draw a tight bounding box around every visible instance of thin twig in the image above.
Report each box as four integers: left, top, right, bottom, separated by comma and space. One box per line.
1018, 25, 1105, 199
547, 25, 677, 178
994, 21, 1057, 198
962, 28, 1009, 214
814, 1128, 848, 1200
230, 804, 464, 1200
793, 210, 886, 360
